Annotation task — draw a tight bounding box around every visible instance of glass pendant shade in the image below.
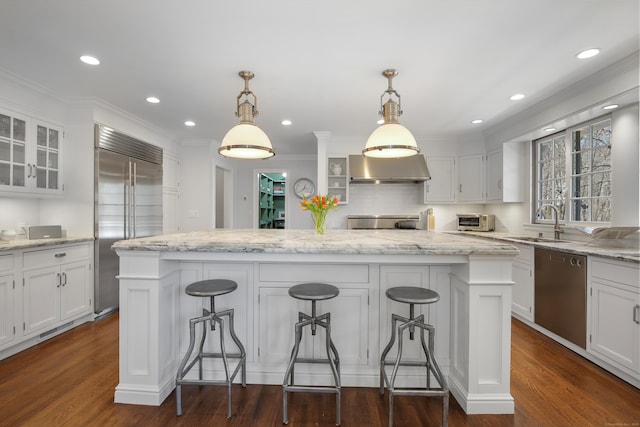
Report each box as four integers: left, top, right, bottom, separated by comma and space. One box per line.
363, 69, 419, 158
364, 123, 419, 158
219, 123, 274, 159
218, 71, 275, 159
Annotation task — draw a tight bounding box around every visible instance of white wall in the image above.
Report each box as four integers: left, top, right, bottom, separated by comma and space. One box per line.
178, 140, 216, 231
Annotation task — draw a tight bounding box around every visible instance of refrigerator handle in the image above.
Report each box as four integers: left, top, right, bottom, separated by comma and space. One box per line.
127, 161, 133, 239
132, 162, 137, 239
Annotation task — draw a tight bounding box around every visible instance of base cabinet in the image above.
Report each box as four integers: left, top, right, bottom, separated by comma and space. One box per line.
23, 265, 60, 334
0, 242, 93, 359
258, 286, 369, 367
23, 246, 92, 336
0, 273, 15, 348
588, 257, 640, 378
255, 263, 451, 380
511, 244, 534, 321
257, 262, 370, 369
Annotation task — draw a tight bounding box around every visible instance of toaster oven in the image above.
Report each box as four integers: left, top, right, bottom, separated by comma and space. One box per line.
456, 213, 495, 231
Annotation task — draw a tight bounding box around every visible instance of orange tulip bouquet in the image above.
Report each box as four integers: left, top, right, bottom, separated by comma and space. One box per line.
299, 194, 340, 234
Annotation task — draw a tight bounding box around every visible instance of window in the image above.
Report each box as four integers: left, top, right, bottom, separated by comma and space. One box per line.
570, 119, 611, 222
534, 116, 612, 224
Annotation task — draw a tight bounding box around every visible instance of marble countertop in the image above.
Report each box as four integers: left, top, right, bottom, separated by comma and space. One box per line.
112, 229, 519, 256
0, 236, 94, 252
457, 231, 639, 264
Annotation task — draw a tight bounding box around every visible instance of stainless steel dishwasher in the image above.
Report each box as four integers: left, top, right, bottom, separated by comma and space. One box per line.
534, 248, 587, 348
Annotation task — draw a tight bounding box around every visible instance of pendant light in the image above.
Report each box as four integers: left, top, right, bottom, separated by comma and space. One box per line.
363, 69, 419, 158
218, 71, 275, 159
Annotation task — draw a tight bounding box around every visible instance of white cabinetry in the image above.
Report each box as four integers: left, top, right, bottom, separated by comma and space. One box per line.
0, 254, 15, 348
22, 243, 91, 336
486, 149, 503, 202
588, 257, 639, 378
327, 156, 348, 204
0, 107, 63, 195
485, 142, 526, 203
257, 263, 369, 369
510, 243, 534, 321
1, 241, 94, 360
456, 154, 484, 202
423, 156, 455, 203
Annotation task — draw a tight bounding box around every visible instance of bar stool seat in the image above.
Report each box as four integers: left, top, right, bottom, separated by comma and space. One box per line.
283, 283, 342, 425
380, 286, 449, 427
176, 279, 247, 418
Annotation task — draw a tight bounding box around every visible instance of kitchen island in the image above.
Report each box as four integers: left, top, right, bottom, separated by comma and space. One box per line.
113, 229, 518, 414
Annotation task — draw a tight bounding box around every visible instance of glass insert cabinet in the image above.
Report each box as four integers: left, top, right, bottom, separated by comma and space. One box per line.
0, 106, 63, 195
327, 157, 348, 204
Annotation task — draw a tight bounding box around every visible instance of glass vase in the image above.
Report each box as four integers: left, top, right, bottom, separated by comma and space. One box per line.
313, 211, 327, 234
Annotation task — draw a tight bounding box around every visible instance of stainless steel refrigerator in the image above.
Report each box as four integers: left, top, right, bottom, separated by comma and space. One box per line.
94, 125, 163, 315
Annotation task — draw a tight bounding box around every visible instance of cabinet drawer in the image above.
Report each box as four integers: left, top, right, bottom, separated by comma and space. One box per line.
591, 258, 639, 289
0, 254, 13, 273
259, 263, 369, 283
24, 244, 90, 269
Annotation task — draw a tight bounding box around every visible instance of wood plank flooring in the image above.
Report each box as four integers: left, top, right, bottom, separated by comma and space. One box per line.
0, 313, 638, 426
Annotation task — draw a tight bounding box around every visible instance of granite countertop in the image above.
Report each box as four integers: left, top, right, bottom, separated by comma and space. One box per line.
457, 231, 639, 264
0, 237, 94, 252
112, 229, 519, 256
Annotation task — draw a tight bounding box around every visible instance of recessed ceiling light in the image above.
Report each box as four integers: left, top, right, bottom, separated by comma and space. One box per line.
281, 119, 292, 126
603, 104, 619, 110
80, 55, 100, 65
577, 48, 600, 59
544, 127, 556, 132
184, 120, 195, 127
471, 119, 483, 124
146, 96, 160, 104
510, 94, 525, 101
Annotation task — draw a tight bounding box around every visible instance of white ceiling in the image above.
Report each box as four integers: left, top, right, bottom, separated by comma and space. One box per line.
0, 0, 638, 155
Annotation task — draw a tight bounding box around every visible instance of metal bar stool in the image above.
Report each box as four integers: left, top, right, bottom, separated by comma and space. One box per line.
380, 286, 449, 427
176, 279, 247, 418
282, 282, 342, 426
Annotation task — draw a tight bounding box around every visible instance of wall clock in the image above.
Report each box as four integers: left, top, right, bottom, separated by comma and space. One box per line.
293, 177, 315, 199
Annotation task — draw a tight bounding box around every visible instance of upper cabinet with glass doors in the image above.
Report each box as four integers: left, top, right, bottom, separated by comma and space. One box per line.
0, 107, 63, 196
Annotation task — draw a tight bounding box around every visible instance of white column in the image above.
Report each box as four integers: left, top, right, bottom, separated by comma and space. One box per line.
449, 255, 515, 414
114, 251, 180, 405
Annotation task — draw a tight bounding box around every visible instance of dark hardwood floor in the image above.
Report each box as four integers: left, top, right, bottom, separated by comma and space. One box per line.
0, 313, 638, 426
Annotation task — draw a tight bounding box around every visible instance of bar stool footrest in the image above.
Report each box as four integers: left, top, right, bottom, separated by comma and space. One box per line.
284, 385, 341, 394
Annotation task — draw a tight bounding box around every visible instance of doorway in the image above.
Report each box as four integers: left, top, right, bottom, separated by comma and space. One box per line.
257, 170, 287, 229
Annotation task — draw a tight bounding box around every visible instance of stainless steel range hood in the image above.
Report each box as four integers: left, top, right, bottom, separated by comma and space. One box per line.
349, 154, 431, 183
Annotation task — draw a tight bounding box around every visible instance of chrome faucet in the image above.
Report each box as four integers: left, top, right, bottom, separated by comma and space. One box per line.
536, 204, 563, 240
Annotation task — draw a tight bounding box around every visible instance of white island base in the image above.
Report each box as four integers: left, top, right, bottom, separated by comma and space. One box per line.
113, 230, 517, 415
